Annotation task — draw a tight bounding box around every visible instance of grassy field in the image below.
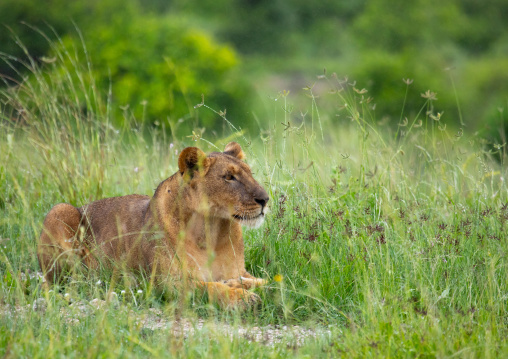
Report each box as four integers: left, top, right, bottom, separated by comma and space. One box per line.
1, 46, 508, 358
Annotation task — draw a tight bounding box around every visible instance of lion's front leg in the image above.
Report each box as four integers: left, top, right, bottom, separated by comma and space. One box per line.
223, 271, 266, 289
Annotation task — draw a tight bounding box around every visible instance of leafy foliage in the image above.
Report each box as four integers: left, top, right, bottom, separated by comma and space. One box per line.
1, 0, 254, 135
73, 15, 250, 132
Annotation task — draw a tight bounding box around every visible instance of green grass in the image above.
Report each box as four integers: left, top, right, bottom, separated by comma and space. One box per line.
1, 41, 508, 358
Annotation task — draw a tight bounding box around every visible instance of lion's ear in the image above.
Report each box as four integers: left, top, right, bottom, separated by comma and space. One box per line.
224, 142, 245, 160
178, 147, 212, 179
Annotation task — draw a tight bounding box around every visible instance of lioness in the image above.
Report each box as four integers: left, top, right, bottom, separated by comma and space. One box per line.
37, 142, 269, 307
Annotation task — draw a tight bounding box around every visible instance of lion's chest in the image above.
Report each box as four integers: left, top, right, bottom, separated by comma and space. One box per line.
185, 249, 245, 281
182, 215, 245, 281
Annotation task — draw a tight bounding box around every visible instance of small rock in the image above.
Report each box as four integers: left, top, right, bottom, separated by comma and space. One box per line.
32, 298, 47, 313
89, 298, 106, 309
148, 308, 162, 316
65, 317, 80, 325
70, 300, 92, 315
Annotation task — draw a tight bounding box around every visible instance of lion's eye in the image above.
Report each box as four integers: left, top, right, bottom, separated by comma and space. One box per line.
224, 174, 235, 181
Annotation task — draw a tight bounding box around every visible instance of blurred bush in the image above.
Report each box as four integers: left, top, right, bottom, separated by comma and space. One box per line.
169, 0, 364, 56
464, 57, 508, 157
0, 0, 132, 79
350, 51, 508, 147
348, 0, 508, 141
1, 0, 254, 135
77, 15, 251, 132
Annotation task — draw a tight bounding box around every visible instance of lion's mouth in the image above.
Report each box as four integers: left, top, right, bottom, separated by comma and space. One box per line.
233, 213, 263, 220
232, 212, 265, 228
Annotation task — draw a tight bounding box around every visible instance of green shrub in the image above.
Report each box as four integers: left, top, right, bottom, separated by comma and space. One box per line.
1, 0, 255, 136
54, 15, 252, 134
464, 57, 508, 161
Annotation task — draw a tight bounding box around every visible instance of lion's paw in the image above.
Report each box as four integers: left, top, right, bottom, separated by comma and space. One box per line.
223, 277, 266, 290
226, 288, 261, 309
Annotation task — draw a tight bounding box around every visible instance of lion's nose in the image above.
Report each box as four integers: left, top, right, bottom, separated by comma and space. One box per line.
254, 191, 269, 209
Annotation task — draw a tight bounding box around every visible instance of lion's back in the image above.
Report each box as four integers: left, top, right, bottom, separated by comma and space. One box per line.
78, 194, 151, 255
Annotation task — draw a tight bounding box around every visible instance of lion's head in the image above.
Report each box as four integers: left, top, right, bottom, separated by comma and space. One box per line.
177, 142, 269, 228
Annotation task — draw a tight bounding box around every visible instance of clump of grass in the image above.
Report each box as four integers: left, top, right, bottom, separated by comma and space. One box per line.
1, 35, 508, 357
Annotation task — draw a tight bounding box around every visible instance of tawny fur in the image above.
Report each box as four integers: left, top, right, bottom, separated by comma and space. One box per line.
37, 142, 269, 307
